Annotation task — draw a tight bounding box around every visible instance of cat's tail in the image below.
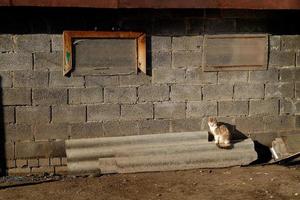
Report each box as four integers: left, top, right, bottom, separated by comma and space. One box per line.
216, 143, 233, 149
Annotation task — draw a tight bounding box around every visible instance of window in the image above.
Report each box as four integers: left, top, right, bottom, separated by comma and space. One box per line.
63, 31, 146, 76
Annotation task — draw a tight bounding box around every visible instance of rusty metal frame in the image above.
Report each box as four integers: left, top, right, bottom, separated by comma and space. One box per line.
63, 31, 146, 76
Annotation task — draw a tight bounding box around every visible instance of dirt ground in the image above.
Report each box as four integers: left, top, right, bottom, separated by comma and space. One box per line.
0, 165, 299, 200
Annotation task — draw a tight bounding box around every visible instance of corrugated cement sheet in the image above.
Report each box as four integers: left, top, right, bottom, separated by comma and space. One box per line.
65, 131, 257, 174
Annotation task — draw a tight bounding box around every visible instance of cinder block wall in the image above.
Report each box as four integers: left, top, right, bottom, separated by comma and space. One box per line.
0, 8, 299, 174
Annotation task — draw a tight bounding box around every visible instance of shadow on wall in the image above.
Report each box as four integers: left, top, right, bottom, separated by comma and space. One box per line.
0, 77, 6, 176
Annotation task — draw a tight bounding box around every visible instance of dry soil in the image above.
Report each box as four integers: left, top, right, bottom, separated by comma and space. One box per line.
0, 165, 299, 200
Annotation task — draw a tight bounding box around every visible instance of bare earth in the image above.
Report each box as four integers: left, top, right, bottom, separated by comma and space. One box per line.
0, 165, 299, 200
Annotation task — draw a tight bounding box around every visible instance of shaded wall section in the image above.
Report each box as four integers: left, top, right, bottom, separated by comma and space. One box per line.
0, 7, 299, 175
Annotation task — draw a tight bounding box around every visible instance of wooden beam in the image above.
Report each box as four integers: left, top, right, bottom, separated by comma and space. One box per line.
7, 0, 118, 8
119, 0, 300, 9
0, 0, 300, 9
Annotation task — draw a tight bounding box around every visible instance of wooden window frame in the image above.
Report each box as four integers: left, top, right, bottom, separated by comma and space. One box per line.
63, 31, 146, 76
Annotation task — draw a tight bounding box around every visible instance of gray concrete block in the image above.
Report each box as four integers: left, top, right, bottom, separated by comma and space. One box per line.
0, 53, 32, 71
0, 35, 13, 52
119, 74, 151, 86
172, 51, 202, 68
2, 88, 31, 105
151, 36, 171, 52
154, 102, 185, 119
5, 124, 33, 142
280, 68, 300, 82
138, 85, 169, 102
234, 83, 264, 99
33, 88, 67, 105
203, 84, 233, 100
38, 158, 50, 167
51, 35, 63, 51
8, 167, 31, 175
296, 116, 300, 129
218, 101, 248, 116
280, 99, 300, 115
249, 68, 278, 83
171, 85, 202, 101
25, 158, 38, 167
52, 105, 86, 123
138, 120, 170, 135
297, 68, 300, 82
15, 140, 65, 159
104, 87, 136, 104
187, 18, 204, 35
35, 123, 69, 140
69, 88, 103, 104
121, 103, 153, 120
70, 122, 104, 139
15, 159, 28, 168
269, 51, 295, 67
87, 104, 120, 122
186, 101, 217, 118
152, 52, 172, 68
296, 83, 300, 99
16, 106, 50, 124
13, 71, 48, 88
86, 76, 118, 87
5, 143, 15, 160
281, 35, 300, 52
205, 19, 235, 34
218, 71, 248, 84
49, 71, 84, 88
235, 117, 264, 133
103, 121, 139, 137
34, 51, 62, 71
263, 116, 295, 131
14, 34, 51, 53
170, 118, 202, 132
172, 36, 203, 51
186, 68, 217, 84
152, 19, 186, 36
152, 68, 185, 84
265, 83, 294, 98
269, 35, 281, 51
0, 71, 13, 87
3, 106, 15, 123
249, 99, 279, 116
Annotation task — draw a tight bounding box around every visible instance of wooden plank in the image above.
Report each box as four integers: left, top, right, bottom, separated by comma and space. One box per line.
203, 34, 268, 72
3, 0, 300, 9
0, 0, 10, 6
9, 0, 118, 8
137, 33, 146, 74
63, 31, 72, 75
119, 0, 300, 9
